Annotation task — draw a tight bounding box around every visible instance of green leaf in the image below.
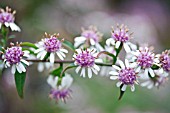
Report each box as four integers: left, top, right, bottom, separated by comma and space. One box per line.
118, 84, 125, 100
50, 64, 63, 77
62, 40, 75, 51
20, 42, 38, 49
14, 71, 26, 99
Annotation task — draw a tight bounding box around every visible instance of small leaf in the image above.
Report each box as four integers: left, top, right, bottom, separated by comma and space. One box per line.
20, 42, 38, 49
50, 64, 63, 77
118, 84, 125, 100
14, 71, 26, 99
62, 40, 75, 51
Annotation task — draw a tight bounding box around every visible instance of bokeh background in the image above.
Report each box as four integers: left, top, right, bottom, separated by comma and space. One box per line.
0, 0, 170, 113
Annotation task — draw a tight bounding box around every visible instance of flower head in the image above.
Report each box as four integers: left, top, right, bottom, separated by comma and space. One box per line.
109, 59, 138, 92
106, 24, 136, 53
140, 71, 169, 89
47, 73, 73, 103
74, 26, 104, 51
159, 50, 170, 72
73, 48, 100, 78
130, 46, 158, 77
0, 6, 20, 31
34, 33, 68, 63
3, 43, 29, 74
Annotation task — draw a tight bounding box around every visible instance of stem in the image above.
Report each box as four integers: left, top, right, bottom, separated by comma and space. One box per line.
26, 59, 112, 66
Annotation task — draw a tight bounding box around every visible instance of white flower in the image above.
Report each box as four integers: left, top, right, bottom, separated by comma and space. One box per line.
34, 33, 68, 63
73, 48, 100, 78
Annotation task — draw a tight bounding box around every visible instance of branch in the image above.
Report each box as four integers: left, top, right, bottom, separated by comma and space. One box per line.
27, 59, 112, 66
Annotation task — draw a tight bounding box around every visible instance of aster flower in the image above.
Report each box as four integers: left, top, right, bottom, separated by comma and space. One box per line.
73, 48, 100, 78
74, 26, 104, 51
106, 24, 136, 53
0, 6, 21, 31
34, 33, 68, 63
159, 50, 170, 72
130, 46, 159, 77
109, 59, 138, 92
140, 71, 169, 89
3, 43, 29, 74
47, 73, 73, 103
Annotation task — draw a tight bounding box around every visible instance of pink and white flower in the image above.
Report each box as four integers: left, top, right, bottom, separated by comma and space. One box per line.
74, 26, 104, 51
3, 43, 29, 74
106, 24, 136, 53
47, 73, 73, 103
109, 59, 139, 92
73, 48, 100, 78
0, 6, 21, 31
34, 33, 68, 63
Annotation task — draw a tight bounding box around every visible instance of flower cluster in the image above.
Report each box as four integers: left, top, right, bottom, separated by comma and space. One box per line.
0, 6, 169, 103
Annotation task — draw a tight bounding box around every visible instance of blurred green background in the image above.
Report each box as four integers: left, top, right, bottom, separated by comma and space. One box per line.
0, 0, 170, 113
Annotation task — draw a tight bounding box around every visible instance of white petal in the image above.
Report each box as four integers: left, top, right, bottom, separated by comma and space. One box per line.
40, 51, 47, 60
144, 68, 149, 77
124, 43, 131, 53
80, 67, 86, 77
37, 51, 45, 59
9, 23, 21, 32
116, 82, 122, 87
106, 38, 115, 46
56, 52, 64, 60
93, 64, 100, 71
11, 65, 16, 74
88, 68, 93, 78
75, 66, 81, 73
95, 43, 104, 51
34, 48, 45, 54
38, 62, 44, 72
115, 41, 121, 49
125, 59, 130, 68
50, 53, 55, 64
4, 22, 9, 27
60, 49, 68, 53
149, 68, 155, 77
58, 51, 66, 58
16, 65, 22, 73
91, 67, 98, 75
110, 76, 118, 80
18, 63, 26, 72
136, 66, 141, 73
95, 59, 103, 63
121, 85, 127, 91
131, 85, 135, 92
0, 23, 2, 29
118, 60, 125, 69
109, 71, 119, 75
112, 65, 121, 71
61, 74, 73, 89
129, 62, 137, 68
21, 59, 29, 66
74, 36, 86, 42
90, 39, 95, 45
